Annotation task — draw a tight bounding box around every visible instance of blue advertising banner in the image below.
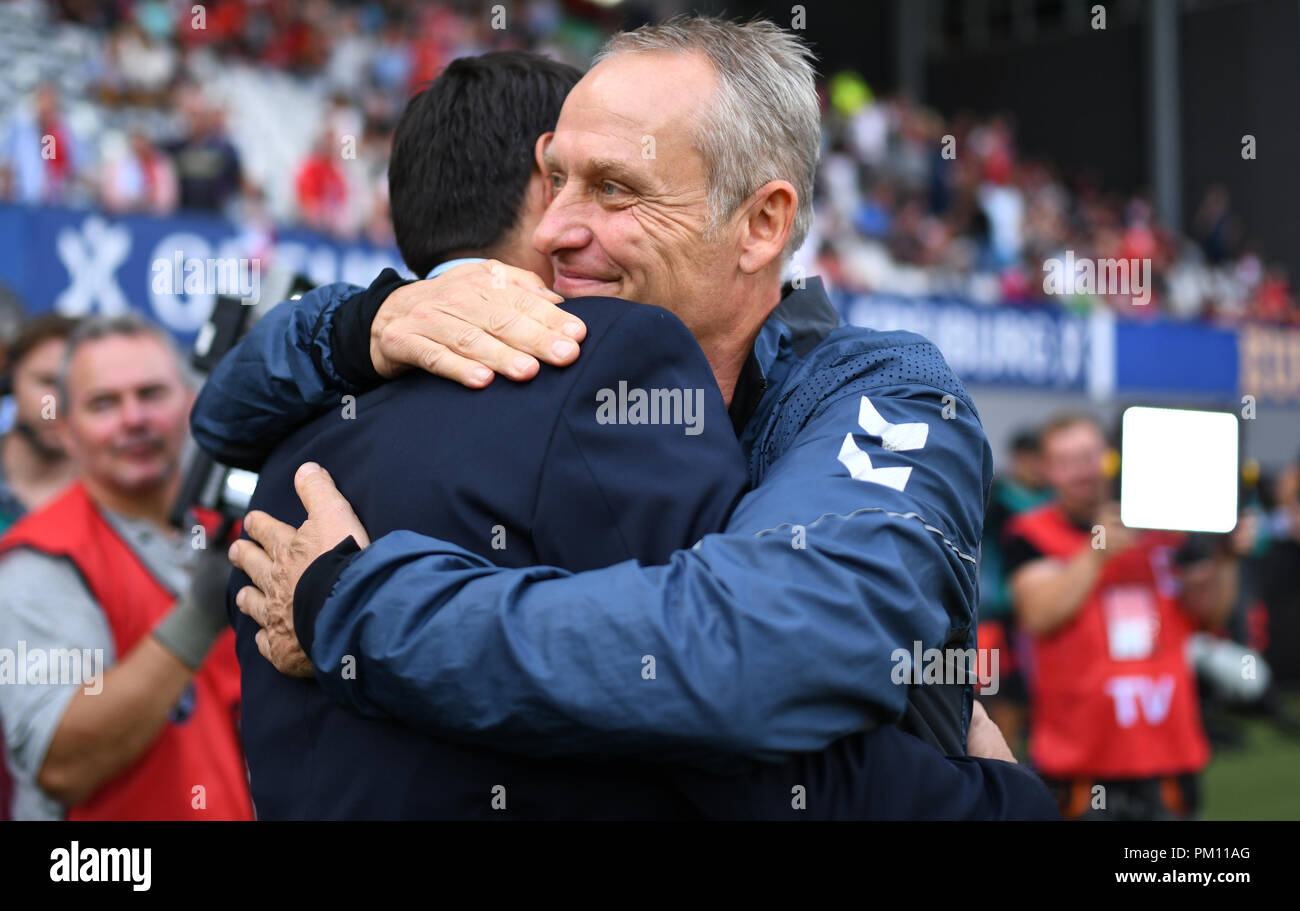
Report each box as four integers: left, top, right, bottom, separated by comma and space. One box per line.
1112, 320, 1239, 398
0, 204, 404, 347
0, 205, 1264, 404
837, 293, 1092, 391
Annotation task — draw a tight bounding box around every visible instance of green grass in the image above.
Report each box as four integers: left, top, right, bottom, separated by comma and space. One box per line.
1202, 718, 1300, 820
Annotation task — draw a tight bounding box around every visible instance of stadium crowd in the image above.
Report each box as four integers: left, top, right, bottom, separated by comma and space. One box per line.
0, 0, 1294, 324
810, 84, 1297, 325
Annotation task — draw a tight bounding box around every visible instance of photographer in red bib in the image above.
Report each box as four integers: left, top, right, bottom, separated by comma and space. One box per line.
1005, 412, 1238, 820
0, 315, 251, 820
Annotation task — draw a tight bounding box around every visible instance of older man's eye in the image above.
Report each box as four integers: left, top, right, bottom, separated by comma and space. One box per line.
601, 182, 619, 196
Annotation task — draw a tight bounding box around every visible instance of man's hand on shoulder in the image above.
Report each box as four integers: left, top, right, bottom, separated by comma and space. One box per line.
370, 260, 588, 385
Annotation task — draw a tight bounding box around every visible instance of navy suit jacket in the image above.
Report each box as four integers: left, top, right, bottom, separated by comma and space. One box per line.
229, 295, 1056, 819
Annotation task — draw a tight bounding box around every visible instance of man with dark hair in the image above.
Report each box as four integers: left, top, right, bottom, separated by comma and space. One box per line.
226, 49, 716, 818
977, 425, 1053, 750
0, 314, 80, 534
204, 49, 1054, 819
0, 312, 79, 819
389, 51, 581, 281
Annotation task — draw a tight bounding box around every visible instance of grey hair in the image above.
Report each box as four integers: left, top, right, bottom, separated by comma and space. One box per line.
57, 312, 195, 408
594, 16, 821, 257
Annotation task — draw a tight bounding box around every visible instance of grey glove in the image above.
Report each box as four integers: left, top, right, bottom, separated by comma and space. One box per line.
152, 543, 233, 670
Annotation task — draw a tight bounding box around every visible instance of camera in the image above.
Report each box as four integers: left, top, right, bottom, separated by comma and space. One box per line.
169, 270, 316, 530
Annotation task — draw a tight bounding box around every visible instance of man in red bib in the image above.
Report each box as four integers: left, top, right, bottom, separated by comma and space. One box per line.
1005, 413, 1237, 819
0, 314, 251, 820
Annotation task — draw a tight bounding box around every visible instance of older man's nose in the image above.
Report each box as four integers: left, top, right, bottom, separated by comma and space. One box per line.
534, 193, 593, 255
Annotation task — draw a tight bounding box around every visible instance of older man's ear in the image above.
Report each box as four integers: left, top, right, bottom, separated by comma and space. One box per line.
736, 180, 798, 275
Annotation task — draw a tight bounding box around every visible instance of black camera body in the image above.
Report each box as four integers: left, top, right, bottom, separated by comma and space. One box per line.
171, 272, 315, 531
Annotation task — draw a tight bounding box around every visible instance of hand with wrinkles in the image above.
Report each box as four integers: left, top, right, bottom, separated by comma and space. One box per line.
230, 462, 369, 678
368, 259, 585, 385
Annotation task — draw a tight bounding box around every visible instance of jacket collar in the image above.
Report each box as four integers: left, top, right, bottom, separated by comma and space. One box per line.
727, 276, 839, 435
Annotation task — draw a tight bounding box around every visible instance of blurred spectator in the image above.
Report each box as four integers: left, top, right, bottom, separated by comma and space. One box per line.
107, 19, 178, 106
261, 2, 329, 74
0, 315, 252, 820
356, 118, 394, 247
0, 314, 80, 534
295, 131, 350, 236
1193, 184, 1241, 266
100, 128, 178, 214
0, 313, 79, 821
1256, 458, 1300, 688
1251, 265, 1296, 324
370, 22, 415, 94
231, 185, 277, 266
163, 91, 243, 214
1, 82, 81, 204
975, 143, 1024, 268
0, 309, 78, 821
1004, 414, 1239, 819
323, 9, 374, 97
977, 428, 1054, 751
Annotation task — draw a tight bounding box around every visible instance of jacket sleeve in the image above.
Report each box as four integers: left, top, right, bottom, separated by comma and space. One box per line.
672, 724, 1060, 820
301, 373, 990, 764
189, 281, 366, 470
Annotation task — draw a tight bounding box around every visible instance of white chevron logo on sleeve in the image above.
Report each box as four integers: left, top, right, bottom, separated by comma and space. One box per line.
837, 396, 929, 492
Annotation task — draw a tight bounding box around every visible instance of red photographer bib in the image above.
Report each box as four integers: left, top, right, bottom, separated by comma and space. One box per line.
1008, 503, 1209, 779
0, 482, 252, 820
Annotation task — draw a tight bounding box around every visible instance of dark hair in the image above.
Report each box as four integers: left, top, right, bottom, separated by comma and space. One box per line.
1009, 428, 1041, 456
388, 51, 582, 279
7, 313, 78, 368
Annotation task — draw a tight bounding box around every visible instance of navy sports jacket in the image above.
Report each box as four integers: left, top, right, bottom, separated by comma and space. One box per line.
219, 291, 1055, 819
